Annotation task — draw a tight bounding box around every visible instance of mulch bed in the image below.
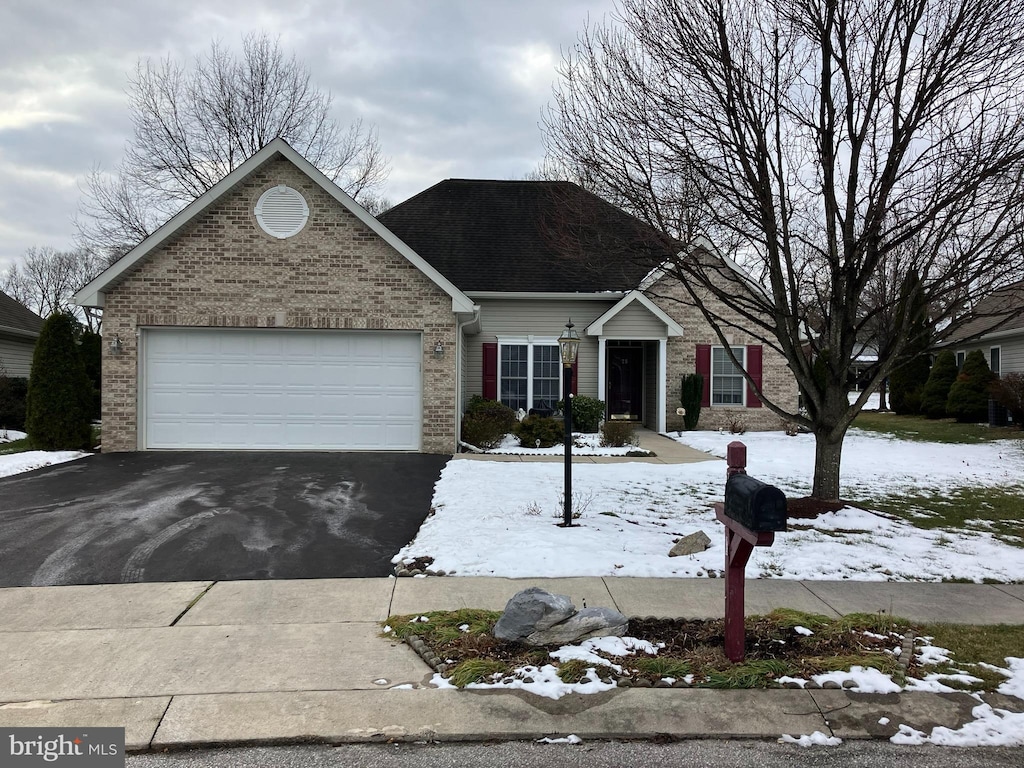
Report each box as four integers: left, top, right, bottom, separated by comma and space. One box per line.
786, 496, 849, 519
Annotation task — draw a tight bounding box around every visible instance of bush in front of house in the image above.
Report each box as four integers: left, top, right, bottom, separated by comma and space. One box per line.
461, 396, 517, 450
0, 374, 29, 431
514, 414, 564, 448
680, 373, 704, 429
990, 372, 1024, 429
946, 350, 997, 423
25, 312, 94, 450
79, 329, 102, 421
600, 419, 637, 447
557, 395, 605, 433
920, 350, 958, 419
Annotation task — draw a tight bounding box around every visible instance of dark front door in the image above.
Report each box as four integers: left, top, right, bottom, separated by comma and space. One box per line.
607, 346, 644, 421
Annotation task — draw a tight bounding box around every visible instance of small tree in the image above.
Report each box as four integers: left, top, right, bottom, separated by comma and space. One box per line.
990, 372, 1024, 428
920, 351, 958, 420
680, 373, 703, 430
889, 271, 931, 415
25, 313, 94, 450
946, 350, 997, 423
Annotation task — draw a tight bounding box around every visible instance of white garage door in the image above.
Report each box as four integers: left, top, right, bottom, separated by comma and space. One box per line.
143, 329, 422, 450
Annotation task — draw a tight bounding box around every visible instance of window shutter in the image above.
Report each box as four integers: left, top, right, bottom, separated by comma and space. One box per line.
746, 345, 763, 408
483, 342, 498, 401
695, 344, 711, 407
571, 360, 579, 396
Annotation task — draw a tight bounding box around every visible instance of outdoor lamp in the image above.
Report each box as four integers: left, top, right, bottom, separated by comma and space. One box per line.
557, 320, 580, 527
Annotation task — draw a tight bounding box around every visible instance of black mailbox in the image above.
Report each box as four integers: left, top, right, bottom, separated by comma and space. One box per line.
724, 474, 787, 532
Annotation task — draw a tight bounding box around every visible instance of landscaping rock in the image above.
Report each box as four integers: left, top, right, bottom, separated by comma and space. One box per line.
524, 606, 628, 646
493, 587, 576, 642
669, 530, 712, 557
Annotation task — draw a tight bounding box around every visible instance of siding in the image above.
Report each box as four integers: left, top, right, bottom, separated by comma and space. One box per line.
0, 335, 35, 378
603, 303, 667, 338
464, 298, 617, 407
952, 333, 1024, 376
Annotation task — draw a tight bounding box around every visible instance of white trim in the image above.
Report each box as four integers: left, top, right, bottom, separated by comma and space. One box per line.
597, 337, 607, 403
657, 338, 667, 432
585, 290, 684, 337
75, 138, 475, 314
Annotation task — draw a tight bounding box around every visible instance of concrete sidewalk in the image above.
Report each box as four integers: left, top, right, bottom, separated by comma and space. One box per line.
455, 428, 717, 464
0, 577, 1022, 750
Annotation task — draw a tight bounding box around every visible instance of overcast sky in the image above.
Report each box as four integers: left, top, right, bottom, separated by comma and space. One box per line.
0, 0, 617, 272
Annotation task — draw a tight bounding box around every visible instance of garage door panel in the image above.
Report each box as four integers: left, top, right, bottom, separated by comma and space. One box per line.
143, 329, 422, 450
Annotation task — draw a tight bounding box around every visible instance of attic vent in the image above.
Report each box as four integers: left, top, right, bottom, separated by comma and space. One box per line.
255, 185, 309, 238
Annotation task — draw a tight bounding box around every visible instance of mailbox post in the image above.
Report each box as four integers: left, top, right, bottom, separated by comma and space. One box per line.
715, 441, 787, 662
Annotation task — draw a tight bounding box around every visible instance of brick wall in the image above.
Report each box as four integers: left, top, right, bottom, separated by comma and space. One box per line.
649, 278, 800, 432
101, 157, 458, 453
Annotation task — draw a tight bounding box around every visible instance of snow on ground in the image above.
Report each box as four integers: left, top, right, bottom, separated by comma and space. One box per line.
0, 429, 26, 443
0, 447, 88, 479
483, 433, 648, 456
397, 429, 1024, 582
849, 390, 881, 410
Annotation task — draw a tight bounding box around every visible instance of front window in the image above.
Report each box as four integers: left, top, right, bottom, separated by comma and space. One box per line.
712, 346, 745, 405
500, 342, 561, 412
956, 351, 966, 369
990, 347, 1001, 376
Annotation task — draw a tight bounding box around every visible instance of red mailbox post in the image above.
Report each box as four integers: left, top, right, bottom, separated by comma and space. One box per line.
715, 441, 785, 662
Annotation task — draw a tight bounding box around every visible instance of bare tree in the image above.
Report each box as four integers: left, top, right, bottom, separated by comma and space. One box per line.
543, 0, 1024, 501
1, 247, 105, 331
78, 32, 389, 259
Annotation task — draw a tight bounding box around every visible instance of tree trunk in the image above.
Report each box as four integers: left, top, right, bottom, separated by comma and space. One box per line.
877, 379, 888, 411
811, 429, 844, 502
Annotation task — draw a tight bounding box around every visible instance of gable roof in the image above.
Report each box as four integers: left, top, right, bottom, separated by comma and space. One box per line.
0, 290, 44, 338
942, 280, 1024, 345
586, 290, 684, 337
377, 180, 670, 293
75, 139, 475, 314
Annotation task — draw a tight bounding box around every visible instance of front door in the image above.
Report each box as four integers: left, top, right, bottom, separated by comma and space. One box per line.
607, 346, 643, 421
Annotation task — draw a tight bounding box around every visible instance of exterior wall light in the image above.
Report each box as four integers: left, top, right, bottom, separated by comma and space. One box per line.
434, 340, 445, 359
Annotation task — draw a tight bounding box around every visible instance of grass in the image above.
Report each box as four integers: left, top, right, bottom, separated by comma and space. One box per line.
853, 485, 1024, 548
384, 609, 942, 690
915, 623, 1024, 692
853, 411, 1022, 444
0, 435, 31, 455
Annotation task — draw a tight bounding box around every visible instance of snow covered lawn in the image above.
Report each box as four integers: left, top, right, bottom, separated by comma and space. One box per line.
396, 428, 1024, 582
0, 430, 89, 478
481, 432, 648, 456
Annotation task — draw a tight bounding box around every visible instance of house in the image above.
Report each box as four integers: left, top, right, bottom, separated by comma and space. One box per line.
76, 139, 797, 453
939, 280, 1024, 377
0, 290, 44, 378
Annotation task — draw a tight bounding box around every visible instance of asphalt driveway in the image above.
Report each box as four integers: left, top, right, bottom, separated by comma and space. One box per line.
0, 452, 449, 587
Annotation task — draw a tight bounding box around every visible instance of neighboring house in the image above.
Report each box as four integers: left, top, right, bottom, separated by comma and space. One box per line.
939, 280, 1024, 377
0, 290, 44, 378
76, 139, 798, 453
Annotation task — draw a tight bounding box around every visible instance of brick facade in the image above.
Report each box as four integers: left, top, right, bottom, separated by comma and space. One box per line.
650, 277, 800, 432
101, 158, 458, 453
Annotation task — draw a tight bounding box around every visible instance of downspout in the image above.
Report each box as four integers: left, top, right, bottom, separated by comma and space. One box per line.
454, 305, 481, 453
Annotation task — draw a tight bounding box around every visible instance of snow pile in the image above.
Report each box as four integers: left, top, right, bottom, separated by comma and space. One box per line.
0, 429, 27, 443
0, 450, 89, 478
486, 433, 648, 456
537, 735, 583, 744
779, 731, 842, 747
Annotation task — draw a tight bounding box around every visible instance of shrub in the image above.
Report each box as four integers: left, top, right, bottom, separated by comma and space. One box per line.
680, 373, 704, 429
79, 330, 102, 421
889, 269, 931, 416
0, 374, 29, 431
514, 414, 564, 448
25, 312, 94, 450
461, 396, 517, 449
990, 373, 1024, 429
556, 395, 605, 433
946, 350, 996, 423
600, 419, 637, 447
920, 350, 958, 419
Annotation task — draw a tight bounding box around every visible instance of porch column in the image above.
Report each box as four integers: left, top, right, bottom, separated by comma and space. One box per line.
597, 336, 607, 402
658, 338, 667, 433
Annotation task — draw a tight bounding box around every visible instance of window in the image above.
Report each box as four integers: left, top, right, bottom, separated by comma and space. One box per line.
990, 347, 1001, 376
712, 346, 745, 405
499, 342, 561, 412
956, 351, 966, 369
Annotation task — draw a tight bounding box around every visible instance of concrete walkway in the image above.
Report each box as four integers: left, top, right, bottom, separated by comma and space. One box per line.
1, 577, 1022, 750
455, 428, 717, 464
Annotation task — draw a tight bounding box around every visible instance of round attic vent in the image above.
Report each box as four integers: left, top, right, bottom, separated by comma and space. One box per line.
255, 185, 309, 238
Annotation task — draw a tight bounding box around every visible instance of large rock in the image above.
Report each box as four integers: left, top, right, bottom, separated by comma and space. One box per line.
525, 607, 629, 646
669, 530, 712, 556
493, 587, 576, 641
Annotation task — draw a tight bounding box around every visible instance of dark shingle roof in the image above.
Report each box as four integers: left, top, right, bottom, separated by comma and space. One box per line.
0, 290, 44, 336
378, 180, 669, 292
943, 280, 1024, 344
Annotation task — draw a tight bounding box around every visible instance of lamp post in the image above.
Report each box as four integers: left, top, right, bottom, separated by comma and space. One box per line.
557, 319, 580, 527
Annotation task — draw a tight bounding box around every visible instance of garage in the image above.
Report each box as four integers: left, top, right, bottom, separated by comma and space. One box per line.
142, 328, 422, 450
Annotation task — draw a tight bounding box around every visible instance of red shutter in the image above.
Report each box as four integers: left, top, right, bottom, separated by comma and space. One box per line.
571, 360, 579, 396
695, 344, 711, 407
483, 342, 498, 401
746, 345, 763, 408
